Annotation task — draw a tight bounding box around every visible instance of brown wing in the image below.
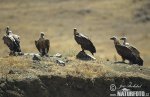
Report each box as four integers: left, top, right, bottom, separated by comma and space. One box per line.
115, 45, 143, 65
12, 34, 20, 43
128, 46, 140, 55
3, 36, 9, 44
45, 39, 50, 53
35, 40, 40, 52
3, 36, 14, 50
75, 33, 90, 45
74, 33, 96, 53
116, 45, 135, 58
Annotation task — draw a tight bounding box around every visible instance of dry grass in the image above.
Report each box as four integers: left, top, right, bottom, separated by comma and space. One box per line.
0, 56, 149, 80
0, 0, 150, 67
0, 56, 31, 78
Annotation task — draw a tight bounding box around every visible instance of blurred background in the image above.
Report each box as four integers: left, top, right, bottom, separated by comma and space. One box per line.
0, 0, 149, 66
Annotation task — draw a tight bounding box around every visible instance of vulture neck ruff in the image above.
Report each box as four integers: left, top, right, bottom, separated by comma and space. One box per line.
7, 32, 13, 38
114, 39, 121, 45
123, 39, 127, 45
74, 31, 79, 36
40, 35, 44, 39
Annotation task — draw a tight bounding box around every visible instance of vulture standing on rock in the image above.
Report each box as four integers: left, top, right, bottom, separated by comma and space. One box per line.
3, 26, 22, 55
35, 32, 50, 56
73, 28, 96, 55
110, 36, 143, 66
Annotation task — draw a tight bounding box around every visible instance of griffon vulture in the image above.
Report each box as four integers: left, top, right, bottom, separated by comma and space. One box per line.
73, 28, 96, 55
5, 26, 21, 47
3, 29, 22, 55
110, 36, 143, 66
35, 32, 50, 56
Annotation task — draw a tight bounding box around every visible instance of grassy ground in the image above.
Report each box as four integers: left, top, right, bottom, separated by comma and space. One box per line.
0, 56, 150, 80
0, 0, 150, 66
0, 56, 149, 97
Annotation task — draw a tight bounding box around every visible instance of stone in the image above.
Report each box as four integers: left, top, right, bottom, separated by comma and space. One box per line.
24, 53, 40, 56
32, 55, 41, 61
17, 52, 24, 56
8, 70, 15, 74
54, 53, 62, 58
76, 51, 96, 60
56, 59, 65, 66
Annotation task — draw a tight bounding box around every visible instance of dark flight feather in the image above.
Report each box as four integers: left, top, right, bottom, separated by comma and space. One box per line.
74, 31, 96, 55
115, 44, 143, 66
35, 38, 50, 56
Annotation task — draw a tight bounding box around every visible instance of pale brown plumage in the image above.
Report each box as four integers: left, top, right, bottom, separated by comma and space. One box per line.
111, 36, 143, 66
35, 32, 50, 56
3, 27, 22, 55
3, 35, 15, 52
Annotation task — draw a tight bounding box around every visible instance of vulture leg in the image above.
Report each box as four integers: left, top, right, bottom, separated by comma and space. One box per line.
9, 51, 13, 56
45, 48, 48, 54
40, 49, 43, 56
129, 61, 133, 65
81, 46, 85, 52
121, 56, 125, 63
42, 49, 45, 56
91, 52, 94, 55
9, 51, 15, 56
45, 48, 48, 57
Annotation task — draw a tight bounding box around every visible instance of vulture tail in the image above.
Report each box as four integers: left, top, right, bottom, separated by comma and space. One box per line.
13, 41, 21, 52
90, 44, 96, 54
137, 57, 143, 66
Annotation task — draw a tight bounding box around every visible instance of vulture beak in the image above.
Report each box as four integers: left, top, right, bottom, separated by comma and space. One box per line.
110, 36, 117, 40
73, 28, 77, 32
110, 37, 114, 40
120, 37, 127, 40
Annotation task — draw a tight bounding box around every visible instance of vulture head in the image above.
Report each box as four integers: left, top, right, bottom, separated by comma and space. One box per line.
6, 26, 10, 35
40, 32, 45, 38
73, 28, 79, 36
120, 37, 127, 40
110, 36, 120, 45
110, 36, 117, 40
120, 37, 129, 46
6, 26, 9, 30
